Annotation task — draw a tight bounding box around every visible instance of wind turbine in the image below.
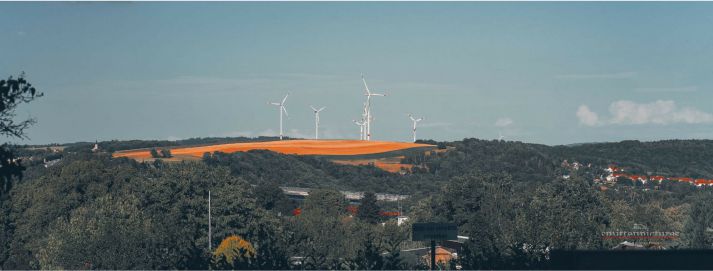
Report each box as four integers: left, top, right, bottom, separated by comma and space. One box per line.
310, 105, 326, 140
353, 119, 366, 140
498, 132, 505, 141
361, 74, 385, 141
269, 93, 289, 140
358, 102, 368, 140
408, 114, 424, 143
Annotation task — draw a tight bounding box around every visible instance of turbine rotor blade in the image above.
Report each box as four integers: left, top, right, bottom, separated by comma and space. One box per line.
362, 75, 371, 95
282, 106, 288, 117
282, 93, 289, 104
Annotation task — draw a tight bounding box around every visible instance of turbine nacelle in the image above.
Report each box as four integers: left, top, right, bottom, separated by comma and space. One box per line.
408, 114, 424, 123
310, 105, 326, 113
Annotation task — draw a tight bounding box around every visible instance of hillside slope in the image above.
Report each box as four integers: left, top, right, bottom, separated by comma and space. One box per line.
113, 139, 434, 159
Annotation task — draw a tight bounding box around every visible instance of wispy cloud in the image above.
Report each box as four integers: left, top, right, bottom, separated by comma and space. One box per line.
576, 105, 600, 126
633, 86, 698, 93
577, 100, 713, 126
287, 129, 312, 139
556, 72, 636, 80
494, 117, 513, 127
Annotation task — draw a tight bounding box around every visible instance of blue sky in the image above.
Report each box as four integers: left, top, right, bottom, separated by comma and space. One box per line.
2, 2, 713, 145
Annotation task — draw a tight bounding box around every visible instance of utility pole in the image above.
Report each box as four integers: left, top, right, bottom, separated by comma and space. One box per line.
430, 240, 436, 270
208, 190, 212, 251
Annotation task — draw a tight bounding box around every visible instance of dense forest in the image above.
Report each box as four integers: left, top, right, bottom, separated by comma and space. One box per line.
3, 137, 713, 269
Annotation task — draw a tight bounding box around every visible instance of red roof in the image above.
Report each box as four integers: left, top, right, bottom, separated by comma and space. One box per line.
609, 169, 713, 186
346, 205, 358, 214
379, 211, 401, 217
694, 179, 713, 185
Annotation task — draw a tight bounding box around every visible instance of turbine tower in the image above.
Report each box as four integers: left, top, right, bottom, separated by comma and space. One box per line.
361, 74, 385, 141
358, 102, 368, 140
269, 93, 289, 140
310, 105, 326, 140
408, 114, 424, 143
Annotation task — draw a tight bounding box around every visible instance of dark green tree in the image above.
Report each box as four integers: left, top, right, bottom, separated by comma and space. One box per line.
0, 73, 42, 195
351, 234, 384, 270
149, 148, 160, 158
289, 189, 351, 269
303, 188, 347, 217
251, 219, 291, 270
160, 148, 172, 158
255, 181, 292, 215
431, 173, 516, 269
683, 192, 713, 248
515, 175, 609, 262
36, 195, 160, 269
381, 221, 408, 269
357, 192, 380, 224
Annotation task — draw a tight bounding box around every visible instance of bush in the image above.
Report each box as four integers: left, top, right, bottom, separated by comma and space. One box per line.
149, 148, 160, 158
160, 149, 172, 158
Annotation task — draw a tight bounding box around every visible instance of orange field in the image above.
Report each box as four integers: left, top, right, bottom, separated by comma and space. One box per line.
332, 159, 414, 173
113, 139, 434, 160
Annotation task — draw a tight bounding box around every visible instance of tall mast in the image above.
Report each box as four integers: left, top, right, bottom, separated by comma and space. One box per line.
208, 190, 212, 251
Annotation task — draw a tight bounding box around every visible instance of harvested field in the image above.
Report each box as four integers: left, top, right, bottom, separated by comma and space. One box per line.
332, 159, 414, 173
113, 139, 434, 160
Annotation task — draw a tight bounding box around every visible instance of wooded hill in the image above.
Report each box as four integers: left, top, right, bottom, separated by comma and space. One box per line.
3, 138, 713, 269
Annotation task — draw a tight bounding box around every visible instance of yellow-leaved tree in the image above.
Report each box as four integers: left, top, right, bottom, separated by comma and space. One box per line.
212, 235, 256, 269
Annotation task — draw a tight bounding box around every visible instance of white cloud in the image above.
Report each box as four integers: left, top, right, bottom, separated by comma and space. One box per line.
287, 129, 313, 139
609, 100, 713, 125
556, 72, 637, 80
577, 105, 600, 126
494, 117, 513, 127
577, 100, 713, 126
